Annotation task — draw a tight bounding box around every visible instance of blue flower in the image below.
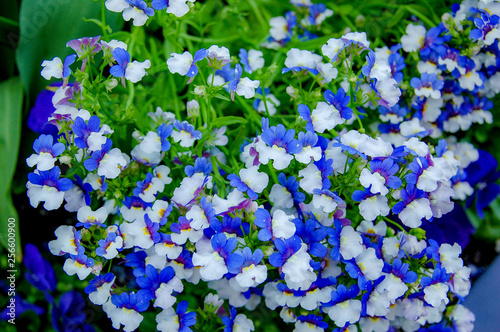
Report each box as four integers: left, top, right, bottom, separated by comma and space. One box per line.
187, 48, 209, 78
24, 243, 57, 294
269, 235, 302, 267
293, 218, 327, 257
136, 265, 176, 301
326, 284, 360, 307
253, 208, 273, 241
297, 314, 329, 329
27, 83, 62, 135
52, 290, 96, 332
465, 149, 500, 218
111, 292, 149, 312
185, 157, 212, 176
324, 87, 353, 120
261, 123, 302, 153
125, 250, 148, 277
72, 116, 101, 149
84, 272, 115, 295
383, 258, 418, 283
175, 301, 197, 332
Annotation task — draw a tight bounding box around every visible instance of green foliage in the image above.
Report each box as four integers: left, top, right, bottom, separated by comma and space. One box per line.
16, 0, 122, 100
0, 77, 23, 262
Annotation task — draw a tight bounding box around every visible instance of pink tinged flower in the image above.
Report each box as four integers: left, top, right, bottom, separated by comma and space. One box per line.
26, 134, 65, 171
27, 166, 73, 211
48, 225, 80, 255
63, 249, 95, 280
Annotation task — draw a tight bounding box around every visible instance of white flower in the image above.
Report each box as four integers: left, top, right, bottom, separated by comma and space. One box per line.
235, 77, 260, 99
322, 38, 345, 61
48, 225, 79, 255
269, 16, 289, 41
271, 209, 296, 239
326, 298, 362, 328
98, 148, 127, 179
401, 24, 426, 52
41, 57, 63, 80
125, 59, 151, 82
103, 298, 144, 332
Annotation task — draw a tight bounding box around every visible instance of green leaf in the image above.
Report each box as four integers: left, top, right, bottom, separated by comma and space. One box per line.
16, 0, 123, 100
0, 77, 23, 262
210, 116, 248, 127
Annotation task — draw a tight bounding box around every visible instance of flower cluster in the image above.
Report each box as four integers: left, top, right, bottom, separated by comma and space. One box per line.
23, 0, 500, 331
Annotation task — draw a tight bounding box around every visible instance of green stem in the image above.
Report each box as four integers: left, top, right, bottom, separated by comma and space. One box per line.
404, 5, 437, 27
101, 0, 109, 38
383, 216, 406, 233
